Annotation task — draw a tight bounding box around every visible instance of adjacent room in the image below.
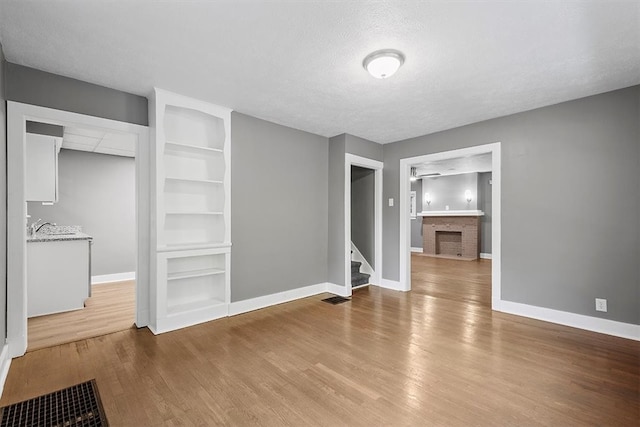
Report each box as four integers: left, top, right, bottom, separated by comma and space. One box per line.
0, 1, 637, 426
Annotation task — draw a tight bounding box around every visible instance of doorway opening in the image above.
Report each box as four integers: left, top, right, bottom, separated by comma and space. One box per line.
7, 102, 150, 358
25, 124, 138, 351
399, 143, 501, 309
344, 154, 383, 296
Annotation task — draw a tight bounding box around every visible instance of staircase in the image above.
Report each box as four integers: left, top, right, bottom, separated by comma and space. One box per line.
351, 261, 370, 288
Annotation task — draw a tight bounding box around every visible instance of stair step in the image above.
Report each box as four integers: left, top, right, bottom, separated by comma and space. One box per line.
352, 272, 370, 287
351, 261, 361, 273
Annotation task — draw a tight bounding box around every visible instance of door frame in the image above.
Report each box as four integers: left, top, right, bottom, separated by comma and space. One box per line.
398, 142, 501, 308
7, 101, 150, 357
345, 154, 383, 294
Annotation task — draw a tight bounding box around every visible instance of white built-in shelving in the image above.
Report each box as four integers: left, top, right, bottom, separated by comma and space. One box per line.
151, 88, 231, 334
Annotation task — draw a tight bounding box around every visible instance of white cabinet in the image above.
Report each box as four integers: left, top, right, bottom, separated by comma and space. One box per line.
150, 88, 231, 334
25, 133, 61, 203
27, 239, 91, 317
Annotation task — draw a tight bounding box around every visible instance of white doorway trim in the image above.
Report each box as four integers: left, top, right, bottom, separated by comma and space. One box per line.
7, 101, 150, 358
399, 142, 501, 308
345, 154, 383, 294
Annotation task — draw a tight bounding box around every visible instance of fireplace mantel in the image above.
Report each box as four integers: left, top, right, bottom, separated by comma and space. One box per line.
419, 210, 484, 217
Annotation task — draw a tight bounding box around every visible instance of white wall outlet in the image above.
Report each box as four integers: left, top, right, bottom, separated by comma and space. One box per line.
595, 298, 607, 312
388, 198, 394, 207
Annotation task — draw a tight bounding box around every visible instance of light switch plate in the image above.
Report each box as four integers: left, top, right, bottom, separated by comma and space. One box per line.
388, 198, 394, 207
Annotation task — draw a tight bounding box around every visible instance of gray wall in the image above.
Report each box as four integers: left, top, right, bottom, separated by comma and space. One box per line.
345, 134, 383, 162
422, 173, 479, 211
27, 149, 136, 276
383, 85, 640, 325
351, 166, 375, 268
411, 179, 423, 248
0, 48, 7, 344
5, 62, 148, 126
478, 172, 492, 254
26, 121, 63, 137
327, 134, 346, 286
231, 112, 329, 301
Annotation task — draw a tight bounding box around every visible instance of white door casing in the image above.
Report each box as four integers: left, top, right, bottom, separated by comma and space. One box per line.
7, 101, 150, 358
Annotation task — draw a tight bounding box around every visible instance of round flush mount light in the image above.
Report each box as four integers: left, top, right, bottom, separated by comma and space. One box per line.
363, 49, 405, 79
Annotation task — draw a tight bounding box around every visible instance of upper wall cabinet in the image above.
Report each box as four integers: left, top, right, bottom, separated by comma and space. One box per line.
25, 133, 62, 203
150, 88, 232, 334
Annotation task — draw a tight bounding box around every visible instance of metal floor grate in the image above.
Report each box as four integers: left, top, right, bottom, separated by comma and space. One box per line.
0, 380, 108, 427
322, 295, 351, 305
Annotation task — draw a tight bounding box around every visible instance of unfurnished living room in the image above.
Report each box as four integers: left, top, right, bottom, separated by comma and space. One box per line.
0, 1, 638, 426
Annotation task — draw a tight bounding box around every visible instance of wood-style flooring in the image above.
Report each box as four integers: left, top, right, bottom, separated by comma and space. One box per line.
27, 280, 135, 351
3, 256, 638, 425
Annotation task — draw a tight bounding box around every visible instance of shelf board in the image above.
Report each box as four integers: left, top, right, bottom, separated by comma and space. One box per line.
165, 177, 223, 185
167, 268, 225, 281
165, 211, 224, 216
165, 140, 224, 154
167, 298, 226, 316
157, 242, 231, 253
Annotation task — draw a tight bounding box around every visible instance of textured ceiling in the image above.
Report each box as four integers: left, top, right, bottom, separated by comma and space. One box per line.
0, 1, 638, 144
415, 153, 492, 177
63, 126, 136, 158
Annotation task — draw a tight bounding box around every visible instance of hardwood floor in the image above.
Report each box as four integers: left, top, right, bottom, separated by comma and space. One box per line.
27, 280, 136, 351
3, 257, 638, 425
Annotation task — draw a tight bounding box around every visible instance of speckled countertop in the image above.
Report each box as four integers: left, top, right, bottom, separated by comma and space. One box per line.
27, 232, 93, 243
26, 224, 92, 243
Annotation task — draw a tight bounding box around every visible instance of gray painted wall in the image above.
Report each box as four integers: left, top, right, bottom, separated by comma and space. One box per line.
327, 134, 346, 286
383, 85, 640, 325
421, 173, 479, 211
411, 179, 423, 248
0, 47, 7, 344
478, 172, 492, 254
4, 62, 148, 126
26, 121, 63, 137
27, 149, 136, 276
231, 112, 329, 301
345, 133, 383, 161
351, 166, 375, 268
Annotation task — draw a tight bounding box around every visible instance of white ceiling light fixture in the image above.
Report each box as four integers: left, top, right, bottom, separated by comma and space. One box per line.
363, 49, 405, 79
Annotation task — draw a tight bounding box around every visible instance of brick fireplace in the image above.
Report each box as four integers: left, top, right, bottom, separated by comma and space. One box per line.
421, 212, 482, 260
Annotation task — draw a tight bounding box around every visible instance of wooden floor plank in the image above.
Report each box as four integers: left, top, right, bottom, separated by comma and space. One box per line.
2, 256, 638, 426
27, 280, 136, 351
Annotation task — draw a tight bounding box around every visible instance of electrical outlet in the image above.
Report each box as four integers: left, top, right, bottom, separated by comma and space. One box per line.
388, 198, 394, 207
595, 298, 607, 312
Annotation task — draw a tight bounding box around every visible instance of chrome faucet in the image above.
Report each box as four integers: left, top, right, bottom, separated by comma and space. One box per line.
35, 221, 56, 233
28, 218, 43, 237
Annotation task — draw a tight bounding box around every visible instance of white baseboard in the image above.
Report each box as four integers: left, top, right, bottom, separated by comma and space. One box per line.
378, 278, 407, 292
92, 271, 135, 284
497, 300, 640, 341
325, 282, 350, 297
480, 253, 492, 259
229, 283, 327, 316
0, 344, 12, 399
410, 247, 423, 253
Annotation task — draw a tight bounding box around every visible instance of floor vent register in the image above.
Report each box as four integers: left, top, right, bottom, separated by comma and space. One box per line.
0, 380, 108, 427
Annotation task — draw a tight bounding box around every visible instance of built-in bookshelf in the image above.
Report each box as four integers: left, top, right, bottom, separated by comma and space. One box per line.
151, 88, 231, 334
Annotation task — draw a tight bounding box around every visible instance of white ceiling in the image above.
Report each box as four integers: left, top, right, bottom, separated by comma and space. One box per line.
414, 153, 492, 178
63, 126, 136, 157
1, 1, 638, 144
